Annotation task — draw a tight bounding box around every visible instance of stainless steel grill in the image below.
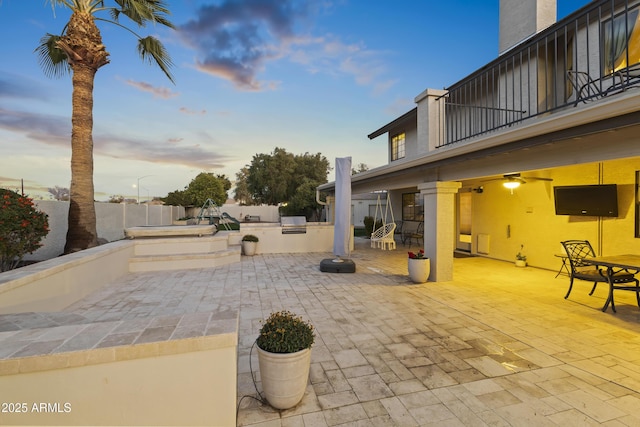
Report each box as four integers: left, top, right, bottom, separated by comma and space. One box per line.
281, 216, 307, 234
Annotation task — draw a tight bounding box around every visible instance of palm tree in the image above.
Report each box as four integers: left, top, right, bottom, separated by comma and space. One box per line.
35, 0, 174, 253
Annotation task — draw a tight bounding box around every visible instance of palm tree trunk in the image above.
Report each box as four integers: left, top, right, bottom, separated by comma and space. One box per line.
64, 62, 98, 253
60, 11, 108, 254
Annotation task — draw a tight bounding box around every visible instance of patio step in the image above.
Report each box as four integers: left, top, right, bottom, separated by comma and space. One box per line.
129, 247, 241, 272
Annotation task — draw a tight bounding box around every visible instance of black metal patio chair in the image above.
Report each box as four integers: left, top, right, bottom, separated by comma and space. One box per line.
560, 240, 638, 301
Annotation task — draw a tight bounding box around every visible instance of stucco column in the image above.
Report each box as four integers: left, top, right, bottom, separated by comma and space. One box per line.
418, 181, 462, 282
415, 88, 447, 154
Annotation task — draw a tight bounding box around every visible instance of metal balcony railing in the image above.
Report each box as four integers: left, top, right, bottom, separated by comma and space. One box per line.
436, 0, 640, 147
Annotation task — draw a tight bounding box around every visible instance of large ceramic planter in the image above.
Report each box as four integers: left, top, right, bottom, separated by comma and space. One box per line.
408, 258, 430, 283
242, 241, 257, 256
257, 346, 311, 410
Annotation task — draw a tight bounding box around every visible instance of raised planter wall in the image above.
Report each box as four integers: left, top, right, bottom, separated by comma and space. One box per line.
0, 237, 239, 426
0, 312, 238, 426
0, 241, 134, 314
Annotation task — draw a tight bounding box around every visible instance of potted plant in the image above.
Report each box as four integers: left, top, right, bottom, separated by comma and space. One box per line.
516, 245, 527, 267
256, 310, 315, 410
408, 249, 430, 283
242, 234, 259, 256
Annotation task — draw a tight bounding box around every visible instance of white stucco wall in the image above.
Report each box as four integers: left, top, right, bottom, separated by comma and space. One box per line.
0, 346, 237, 426
470, 159, 640, 271
26, 201, 185, 262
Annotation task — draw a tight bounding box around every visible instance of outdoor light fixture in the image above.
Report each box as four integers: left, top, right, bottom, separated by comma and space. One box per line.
503, 180, 520, 189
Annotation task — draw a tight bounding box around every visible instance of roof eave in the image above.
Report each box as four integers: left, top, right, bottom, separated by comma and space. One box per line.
367, 107, 417, 140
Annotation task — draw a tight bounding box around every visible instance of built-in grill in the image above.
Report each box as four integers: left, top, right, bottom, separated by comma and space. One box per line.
281, 216, 307, 234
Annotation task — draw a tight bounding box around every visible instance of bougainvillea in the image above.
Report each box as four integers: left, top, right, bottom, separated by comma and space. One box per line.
408, 249, 426, 259
0, 189, 49, 272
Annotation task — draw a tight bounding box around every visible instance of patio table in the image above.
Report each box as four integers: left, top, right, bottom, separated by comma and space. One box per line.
583, 254, 640, 313
554, 253, 570, 278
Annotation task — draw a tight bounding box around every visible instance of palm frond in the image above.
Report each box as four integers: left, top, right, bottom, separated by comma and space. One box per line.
112, 0, 173, 28
34, 34, 70, 79
45, 0, 75, 10
137, 36, 174, 84
109, 8, 121, 22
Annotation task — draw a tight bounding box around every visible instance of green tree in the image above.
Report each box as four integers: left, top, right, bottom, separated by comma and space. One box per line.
247, 148, 296, 205
47, 186, 70, 201
184, 173, 227, 207
233, 167, 256, 205
0, 189, 49, 272
35, 0, 174, 253
216, 174, 232, 193
352, 163, 369, 175
108, 195, 124, 203
245, 148, 330, 218
291, 152, 330, 196
162, 189, 191, 207
281, 178, 323, 220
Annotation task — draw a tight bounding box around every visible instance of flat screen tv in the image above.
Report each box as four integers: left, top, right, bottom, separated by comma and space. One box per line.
554, 184, 618, 217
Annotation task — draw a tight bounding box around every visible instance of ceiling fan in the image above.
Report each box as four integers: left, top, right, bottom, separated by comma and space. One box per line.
484, 173, 553, 189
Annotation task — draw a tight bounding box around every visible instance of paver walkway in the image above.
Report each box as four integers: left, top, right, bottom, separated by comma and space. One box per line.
237, 238, 640, 426
3, 237, 639, 426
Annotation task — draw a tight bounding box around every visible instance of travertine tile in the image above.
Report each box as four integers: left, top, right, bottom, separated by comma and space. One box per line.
464, 356, 513, 377
411, 364, 458, 388
556, 389, 625, 423
379, 396, 418, 426
332, 349, 368, 369
5, 238, 640, 426
317, 390, 358, 410
409, 402, 457, 424
347, 374, 394, 401
301, 411, 328, 427
388, 378, 427, 395
322, 403, 368, 426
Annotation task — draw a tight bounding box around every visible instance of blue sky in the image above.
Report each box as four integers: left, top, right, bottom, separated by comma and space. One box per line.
0, 0, 592, 201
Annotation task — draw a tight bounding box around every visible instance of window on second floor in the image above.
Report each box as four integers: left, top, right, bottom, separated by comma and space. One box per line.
391, 132, 405, 161
603, 6, 640, 75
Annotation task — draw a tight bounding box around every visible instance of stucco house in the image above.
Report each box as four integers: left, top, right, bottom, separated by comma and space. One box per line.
320, 0, 640, 281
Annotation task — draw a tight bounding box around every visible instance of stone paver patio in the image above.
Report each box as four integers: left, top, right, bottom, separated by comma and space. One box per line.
236, 238, 640, 426
3, 236, 639, 426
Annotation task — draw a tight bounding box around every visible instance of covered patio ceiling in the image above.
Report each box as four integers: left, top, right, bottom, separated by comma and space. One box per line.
320, 92, 640, 195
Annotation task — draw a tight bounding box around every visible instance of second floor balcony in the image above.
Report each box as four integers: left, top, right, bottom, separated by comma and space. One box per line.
438, 0, 640, 147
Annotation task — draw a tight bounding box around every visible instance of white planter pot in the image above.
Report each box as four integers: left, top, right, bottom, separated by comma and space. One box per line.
408, 258, 430, 283
242, 241, 257, 256
515, 260, 527, 267
257, 347, 311, 410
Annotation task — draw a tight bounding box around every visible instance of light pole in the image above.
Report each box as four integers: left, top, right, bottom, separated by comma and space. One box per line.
136, 175, 154, 204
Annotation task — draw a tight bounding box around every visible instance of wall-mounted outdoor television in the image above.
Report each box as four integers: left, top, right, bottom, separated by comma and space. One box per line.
554, 184, 618, 217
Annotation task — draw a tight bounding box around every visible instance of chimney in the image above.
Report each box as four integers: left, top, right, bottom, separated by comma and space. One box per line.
499, 0, 557, 54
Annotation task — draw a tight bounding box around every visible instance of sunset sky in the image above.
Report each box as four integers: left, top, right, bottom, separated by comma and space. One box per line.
0, 0, 591, 201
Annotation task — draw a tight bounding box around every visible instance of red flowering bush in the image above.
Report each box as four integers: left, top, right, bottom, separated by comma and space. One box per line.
408, 249, 426, 259
0, 189, 49, 272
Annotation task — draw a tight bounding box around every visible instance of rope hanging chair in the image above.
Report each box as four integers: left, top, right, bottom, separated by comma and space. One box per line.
370, 194, 396, 250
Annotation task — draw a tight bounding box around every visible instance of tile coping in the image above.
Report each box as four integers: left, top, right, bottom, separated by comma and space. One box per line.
0, 240, 133, 292
0, 310, 239, 375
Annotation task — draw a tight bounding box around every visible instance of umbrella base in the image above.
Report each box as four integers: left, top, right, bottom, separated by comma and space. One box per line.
320, 258, 356, 273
